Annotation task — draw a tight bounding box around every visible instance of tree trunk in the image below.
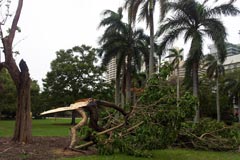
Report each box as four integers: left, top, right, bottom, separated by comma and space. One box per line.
149, 1, 155, 77
115, 65, 121, 106
177, 66, 180, 107
192, 62, 200, 123
238, 97, 240, 123
126, 55, 132, 105
121, 62, 126, 108
216, 77, 220, 122
0, 0, 31, 143
12, 60, 32, 143
71, 110, 76, 125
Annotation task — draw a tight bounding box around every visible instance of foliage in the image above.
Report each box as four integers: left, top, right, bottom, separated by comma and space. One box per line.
93, 75, 195, 156
156, 0, 240, 122
178, 118, 240, 151
42, 45, 113, 109
199, 76, 233, 122
0, 69, 41, 118
0, 69, 17, 118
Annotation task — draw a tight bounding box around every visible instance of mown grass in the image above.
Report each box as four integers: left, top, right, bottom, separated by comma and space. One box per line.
0, 118, 76, 137
62, 149, 240, 160
1, 119, 240, 160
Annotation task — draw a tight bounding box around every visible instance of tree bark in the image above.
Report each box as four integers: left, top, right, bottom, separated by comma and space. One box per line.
149, 1, 155, 77
115, 55, 121, 106
216, 77, 220, 122
238, 98, 240, 123
12, 60, 32, 143
177, 66, 180, 107
193, 62, 200, 123
126, 54, 132, 105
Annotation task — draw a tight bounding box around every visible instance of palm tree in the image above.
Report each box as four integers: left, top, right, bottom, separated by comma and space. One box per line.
124, 0, 168, 77
204, 54, 225, 122
166, 47, 183, 107
98, 8, 125, 106
98, 8, 149, 106
156, 0, 239, 122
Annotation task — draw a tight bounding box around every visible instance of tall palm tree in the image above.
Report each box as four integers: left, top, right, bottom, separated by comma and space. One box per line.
156, 0, 239, 122
98, 8, 149, 106
124, 0, 168, 77
98, 8, 125, 106
204, 54, 225, 122
166, 47, 183, 107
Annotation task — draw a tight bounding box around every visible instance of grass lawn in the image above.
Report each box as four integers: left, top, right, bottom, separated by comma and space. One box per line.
1, 119, 240, 160
0, 118, 75, 137
62, 149, 240, 160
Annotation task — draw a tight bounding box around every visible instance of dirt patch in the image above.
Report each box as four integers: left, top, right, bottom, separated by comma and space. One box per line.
0, 137, 96, 160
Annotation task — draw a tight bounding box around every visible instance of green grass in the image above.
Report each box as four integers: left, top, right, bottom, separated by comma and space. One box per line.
0, 118, 77, 137
1, 119, 240, 160
62, 149, 240, 160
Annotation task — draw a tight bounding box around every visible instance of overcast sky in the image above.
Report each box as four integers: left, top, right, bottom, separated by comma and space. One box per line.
8, 0, 240, 87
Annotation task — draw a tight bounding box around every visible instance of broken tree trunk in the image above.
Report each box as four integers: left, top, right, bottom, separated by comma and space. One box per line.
69, 108, 88, 149
12, 60, 32, 143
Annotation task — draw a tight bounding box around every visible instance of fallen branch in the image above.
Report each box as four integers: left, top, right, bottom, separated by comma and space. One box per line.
74, 122, 125, 149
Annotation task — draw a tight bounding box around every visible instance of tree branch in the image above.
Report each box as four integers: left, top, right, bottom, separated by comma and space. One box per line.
8, 0, 23, 44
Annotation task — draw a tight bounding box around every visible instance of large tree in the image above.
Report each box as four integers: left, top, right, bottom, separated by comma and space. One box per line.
0, 0, 32, 142
156, 0, 239, 122
42, 45, 112, 111
124, 0, 168, 77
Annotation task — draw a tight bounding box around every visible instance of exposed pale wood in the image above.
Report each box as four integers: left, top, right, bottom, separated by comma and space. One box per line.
40, 101, 89, 115
69, 108, 88, 149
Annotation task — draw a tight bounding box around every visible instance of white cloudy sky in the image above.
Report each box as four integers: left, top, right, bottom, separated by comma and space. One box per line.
5, 0, 240, 87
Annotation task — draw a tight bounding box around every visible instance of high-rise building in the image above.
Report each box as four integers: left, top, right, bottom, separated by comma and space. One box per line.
208, 43, 240, 71
208, 43, 240, 56
106, 57, 116, 83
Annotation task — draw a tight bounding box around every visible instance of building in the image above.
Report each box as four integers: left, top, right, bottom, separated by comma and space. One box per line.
106, 57, 116, 83
208, 43, 240, 71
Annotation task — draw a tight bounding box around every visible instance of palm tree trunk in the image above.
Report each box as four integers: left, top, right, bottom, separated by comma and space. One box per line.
115, 73, 120, 106
126, 55, 132, 105
177, 66, 180, 107
149, 0, 155, 77
238, 97, 240, 123
216, 77, 220, 122
193, 62, 200, 123
121, 62, 126, 108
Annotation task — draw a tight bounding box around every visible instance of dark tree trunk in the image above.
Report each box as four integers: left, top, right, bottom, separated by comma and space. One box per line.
192, 62, 199, 123
126, 54, 132, 105
71, 110, 76, 125
149, 2, 155, 77
12, 60, 32, 143
115, 55, 121, 106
